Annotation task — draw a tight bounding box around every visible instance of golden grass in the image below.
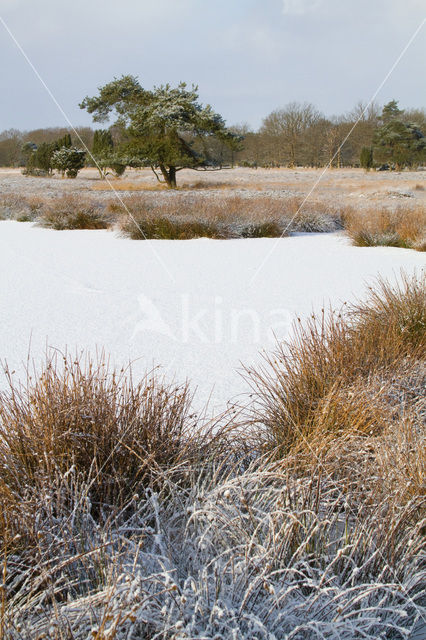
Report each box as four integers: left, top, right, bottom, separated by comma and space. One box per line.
344, 204, 426, 251
0, 354, 205, 540
112, 193, 342, 239
245, 272, 426, 472
39, 194, 110, 230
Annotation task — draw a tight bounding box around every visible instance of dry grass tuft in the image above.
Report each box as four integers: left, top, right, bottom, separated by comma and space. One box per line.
0, 353, 214, 543
344, 204, 426, 251
112, 193, 342, 239
120, 214, 224, 240
38, 194, 110, 230
245, 272, 426, 460
0, 193, 45, 221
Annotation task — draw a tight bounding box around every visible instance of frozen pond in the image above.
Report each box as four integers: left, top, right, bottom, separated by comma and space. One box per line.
0, 222, 424, 412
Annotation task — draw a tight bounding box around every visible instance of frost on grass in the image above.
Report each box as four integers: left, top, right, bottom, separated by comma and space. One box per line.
1, 274, 425, 639
4, 465, 424, 639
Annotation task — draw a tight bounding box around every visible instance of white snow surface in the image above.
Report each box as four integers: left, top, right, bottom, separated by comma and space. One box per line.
0, 222, 424, 413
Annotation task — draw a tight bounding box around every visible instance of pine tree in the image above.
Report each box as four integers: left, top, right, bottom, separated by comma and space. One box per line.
92, 129, 113, 155
80, 75, 237, 187
381, 100, 403, 123
373, 101, 426, 169
51, 147, 86, 178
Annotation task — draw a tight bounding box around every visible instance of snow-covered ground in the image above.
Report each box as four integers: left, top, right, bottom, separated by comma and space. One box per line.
0, 221, 424, 412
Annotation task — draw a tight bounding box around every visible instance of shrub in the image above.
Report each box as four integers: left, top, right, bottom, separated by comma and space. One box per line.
360, 146, 373, 170
21, 167, 49, 177
109, 162, 126, 177
39, 194, 110, 229
51, 146, 86, 178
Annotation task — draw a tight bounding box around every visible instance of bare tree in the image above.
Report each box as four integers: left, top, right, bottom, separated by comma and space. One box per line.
260, 102, 322, 167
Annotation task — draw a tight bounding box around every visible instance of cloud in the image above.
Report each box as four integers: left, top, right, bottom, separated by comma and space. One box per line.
281, 0, 322, 15
0, 0, 424, 130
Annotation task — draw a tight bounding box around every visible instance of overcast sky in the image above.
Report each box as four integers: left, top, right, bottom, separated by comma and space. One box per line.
0, 0, 425, 132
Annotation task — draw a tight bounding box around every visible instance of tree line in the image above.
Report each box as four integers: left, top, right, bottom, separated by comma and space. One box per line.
0, 75, 425, 187
231, 100, 425, 170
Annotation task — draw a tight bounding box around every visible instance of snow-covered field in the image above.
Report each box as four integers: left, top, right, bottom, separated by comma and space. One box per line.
1, 221, 424, 412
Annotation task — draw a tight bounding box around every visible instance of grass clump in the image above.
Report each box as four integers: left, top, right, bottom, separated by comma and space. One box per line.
0, 193, 44, 221
239, 221, 283, 237
245, 272, 425, 457
345, 205, 426, 251
121, 214, 223, 240
113, 193, 342, 240
0, 353, 207, 539
2, 446, 424, 638
39, 194, 110, 230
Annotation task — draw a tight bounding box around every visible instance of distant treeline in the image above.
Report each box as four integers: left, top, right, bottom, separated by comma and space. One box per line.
1, 100, 425, 169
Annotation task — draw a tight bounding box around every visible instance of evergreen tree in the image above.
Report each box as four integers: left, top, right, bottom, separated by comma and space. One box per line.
381, 100, 403, 123
24, 141, 57, 174
360, 146, 373, 170
80, 75, 237, 188
374, 101, 426, 169
51, 147, 86, 178
92, 129, 113, 155
91, 129, 125, 178
59, 133, 72, 148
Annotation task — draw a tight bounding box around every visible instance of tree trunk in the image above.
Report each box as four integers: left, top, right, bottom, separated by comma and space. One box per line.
159, 163, 177, 189
168, 166, 177, 188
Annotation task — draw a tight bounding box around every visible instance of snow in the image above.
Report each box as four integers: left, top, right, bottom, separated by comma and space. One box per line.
0, 221, 424, 412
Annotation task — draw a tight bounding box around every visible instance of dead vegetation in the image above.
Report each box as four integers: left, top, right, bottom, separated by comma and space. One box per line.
245, 272, 425, 460
0, 170, 424, 249
0, 274, 424, 638
38, 194, 110, 230
114, 193, 342, 239
344, 204, 426, 251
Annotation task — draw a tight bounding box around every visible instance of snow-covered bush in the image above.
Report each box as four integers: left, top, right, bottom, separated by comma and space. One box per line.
51, 146, 86, 178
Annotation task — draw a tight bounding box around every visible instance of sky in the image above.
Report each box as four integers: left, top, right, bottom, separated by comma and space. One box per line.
0, 0, 425, 132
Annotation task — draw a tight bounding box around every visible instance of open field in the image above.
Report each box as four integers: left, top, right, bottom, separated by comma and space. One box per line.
1, 166, 425, 203
1, 166, 425, 246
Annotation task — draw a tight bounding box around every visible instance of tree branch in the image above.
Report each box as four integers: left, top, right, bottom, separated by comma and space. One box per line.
150, 165, 164, 183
